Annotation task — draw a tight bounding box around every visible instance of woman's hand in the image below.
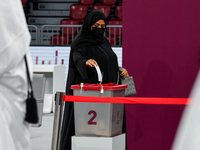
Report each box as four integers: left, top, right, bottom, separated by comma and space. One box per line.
120, 69, 128, 78
86, 59, 98, 67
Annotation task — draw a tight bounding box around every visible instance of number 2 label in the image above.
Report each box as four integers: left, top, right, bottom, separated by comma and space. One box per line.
88, 110, 97, 125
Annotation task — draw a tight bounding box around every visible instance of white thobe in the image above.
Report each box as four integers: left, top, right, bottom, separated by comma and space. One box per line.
0, 0, 33, 149
172, 70, 200, 150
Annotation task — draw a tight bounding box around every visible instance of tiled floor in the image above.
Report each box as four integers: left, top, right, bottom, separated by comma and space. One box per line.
30, 113, 54, 150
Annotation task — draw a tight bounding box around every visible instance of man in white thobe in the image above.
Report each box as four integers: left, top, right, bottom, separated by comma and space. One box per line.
172, 70, 200, 150
0, 0, 33, 149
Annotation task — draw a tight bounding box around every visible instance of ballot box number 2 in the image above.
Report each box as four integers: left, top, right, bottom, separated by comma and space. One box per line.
88, 110, 97, 125
88, 110, 120, 125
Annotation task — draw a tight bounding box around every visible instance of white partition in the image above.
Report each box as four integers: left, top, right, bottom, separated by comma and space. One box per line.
33, 65, 65, 113
32, 74, 46, 127
30, 46, 122, 82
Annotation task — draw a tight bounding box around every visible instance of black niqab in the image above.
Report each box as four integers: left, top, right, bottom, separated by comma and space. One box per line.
71, 10, 107, 51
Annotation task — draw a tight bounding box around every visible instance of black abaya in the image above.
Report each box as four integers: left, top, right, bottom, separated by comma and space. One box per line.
59, 10, 126, 150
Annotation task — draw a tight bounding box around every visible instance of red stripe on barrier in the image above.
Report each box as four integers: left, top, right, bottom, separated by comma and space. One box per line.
62, 95, 190, 105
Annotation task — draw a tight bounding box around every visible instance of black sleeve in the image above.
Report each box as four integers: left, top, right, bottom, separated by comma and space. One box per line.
72, 47, 89, 80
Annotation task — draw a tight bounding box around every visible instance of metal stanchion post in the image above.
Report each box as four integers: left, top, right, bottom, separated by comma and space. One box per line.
51, 92, 64, 150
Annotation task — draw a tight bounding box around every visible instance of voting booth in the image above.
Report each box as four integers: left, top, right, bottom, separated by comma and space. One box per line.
32, 74, 46, 127
33, 65, 65, 113
71, 83, 127, 150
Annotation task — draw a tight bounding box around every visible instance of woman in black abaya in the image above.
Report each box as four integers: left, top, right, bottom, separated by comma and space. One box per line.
59, 10, 127, 150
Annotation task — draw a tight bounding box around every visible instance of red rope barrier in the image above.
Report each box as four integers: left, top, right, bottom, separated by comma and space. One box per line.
63, 95, 190, 105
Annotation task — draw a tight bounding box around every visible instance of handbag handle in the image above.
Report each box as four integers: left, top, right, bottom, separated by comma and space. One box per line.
24, 55, 33, 96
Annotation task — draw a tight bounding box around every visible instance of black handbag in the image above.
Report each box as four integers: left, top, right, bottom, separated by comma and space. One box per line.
24, 55, 38, 124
